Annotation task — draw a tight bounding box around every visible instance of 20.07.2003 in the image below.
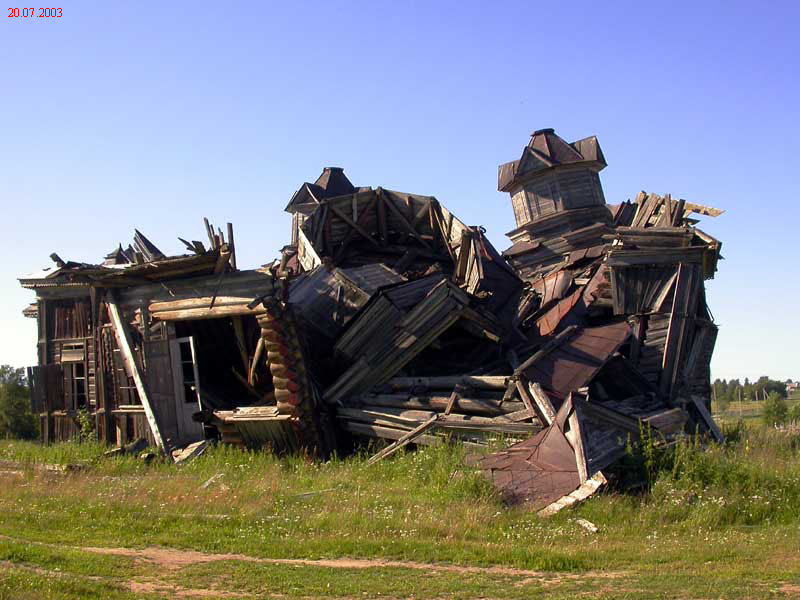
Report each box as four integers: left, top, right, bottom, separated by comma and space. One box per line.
8, 7, 62, 17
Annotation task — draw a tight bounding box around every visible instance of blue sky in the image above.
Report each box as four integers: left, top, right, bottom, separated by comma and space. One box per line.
1, 0, 798, 381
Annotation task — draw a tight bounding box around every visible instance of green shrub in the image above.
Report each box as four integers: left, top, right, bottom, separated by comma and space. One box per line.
75, 408, 95, 442
762, 391, 788, 426
788, 403, 800, 425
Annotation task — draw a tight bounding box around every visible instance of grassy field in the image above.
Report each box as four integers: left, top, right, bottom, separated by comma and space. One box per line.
713, 397, 800, 425
0, 425, 799, 599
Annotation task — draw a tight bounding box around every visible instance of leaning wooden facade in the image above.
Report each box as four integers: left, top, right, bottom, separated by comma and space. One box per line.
20, 127, 725, 507
21, 242, 278, 451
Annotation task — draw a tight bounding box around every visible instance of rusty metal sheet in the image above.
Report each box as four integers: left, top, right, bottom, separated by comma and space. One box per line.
533, 264, 609, 336
469, 418, 580, 507
534, 287, 584, 336
532, 269, 574, 309
522, 321, 631, 400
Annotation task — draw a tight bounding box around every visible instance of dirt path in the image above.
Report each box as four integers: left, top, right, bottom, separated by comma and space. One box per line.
2, 534, 629, 598
82, 542, 572, 578
6, 538, 800, 599
2, 532, 582, 577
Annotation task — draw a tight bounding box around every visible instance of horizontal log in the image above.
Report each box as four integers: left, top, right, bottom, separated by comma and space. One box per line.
338, 406, 434, 426
437, 419, 541, 434
342, 420, 488, 449
340, 406, 541, 429
150, 304, 267, 321
606, 246, 706, 267
150, 296, 258, 312
500, 408, 539, 422
350, 394, 525, 416
386, 375, 509, 391
118, 268, 275, 307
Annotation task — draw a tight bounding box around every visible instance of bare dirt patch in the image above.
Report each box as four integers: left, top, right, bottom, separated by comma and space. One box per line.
780, 584, 800, 597
130, 578, 247, 598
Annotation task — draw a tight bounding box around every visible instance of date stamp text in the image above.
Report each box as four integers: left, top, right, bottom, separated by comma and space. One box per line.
8, 7, 62, 17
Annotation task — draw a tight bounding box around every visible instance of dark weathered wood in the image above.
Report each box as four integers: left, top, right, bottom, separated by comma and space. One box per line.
454, 229, 473, 283
382, 194, 432, 250
226, 223, 237, 270
431, 202, 457, 265
328, 202, 381, 250
660, 263, 697, 397
231, 315, 250, 376
689, 394, 723, 442
376, 188, 388, 247
203, 217, 216, 249
387, 375, 508, 391
331, 193, 381, 262
444, 384, 465, 416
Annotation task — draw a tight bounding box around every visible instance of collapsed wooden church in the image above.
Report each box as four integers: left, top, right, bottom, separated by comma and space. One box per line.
19, 128, 724, 510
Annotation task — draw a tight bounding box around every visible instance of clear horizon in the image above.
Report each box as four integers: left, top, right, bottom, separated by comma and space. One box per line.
2, 0, 798, 381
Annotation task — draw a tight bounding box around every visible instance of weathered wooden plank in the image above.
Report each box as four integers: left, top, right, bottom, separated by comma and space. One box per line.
689, 395, 723, 442
226, 223, 237, 270
530, 381, 557, 425
213, 245, 232, 274
367, 415, 439, 465
204, 217, 217, 249
106, 294, 171, 457
660, 263, 697, 397
501, 408, 538, 422
567, 410, 588, 483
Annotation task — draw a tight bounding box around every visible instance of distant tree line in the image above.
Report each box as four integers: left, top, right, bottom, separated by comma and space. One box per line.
0, 365, 37, 439
712, 376, 788, 408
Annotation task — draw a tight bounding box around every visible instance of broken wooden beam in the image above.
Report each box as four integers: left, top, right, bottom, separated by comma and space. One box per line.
106, 293, 171, 458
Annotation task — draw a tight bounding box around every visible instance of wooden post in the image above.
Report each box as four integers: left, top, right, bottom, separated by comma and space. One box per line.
454, 229, 473, 284
203, 217, 216, 250
226, 223, 236, 270
376, 188, 388, 246
231, 316, 250, 376
106, 293, 171, 458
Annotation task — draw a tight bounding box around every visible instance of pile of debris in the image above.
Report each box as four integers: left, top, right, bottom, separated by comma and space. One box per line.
20, 128, 724, 511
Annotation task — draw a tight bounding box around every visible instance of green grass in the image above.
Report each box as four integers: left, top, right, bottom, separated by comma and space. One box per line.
0, 424, 799, 598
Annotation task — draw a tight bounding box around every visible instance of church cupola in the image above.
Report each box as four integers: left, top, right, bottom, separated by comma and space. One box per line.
498, 129, 607, 230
